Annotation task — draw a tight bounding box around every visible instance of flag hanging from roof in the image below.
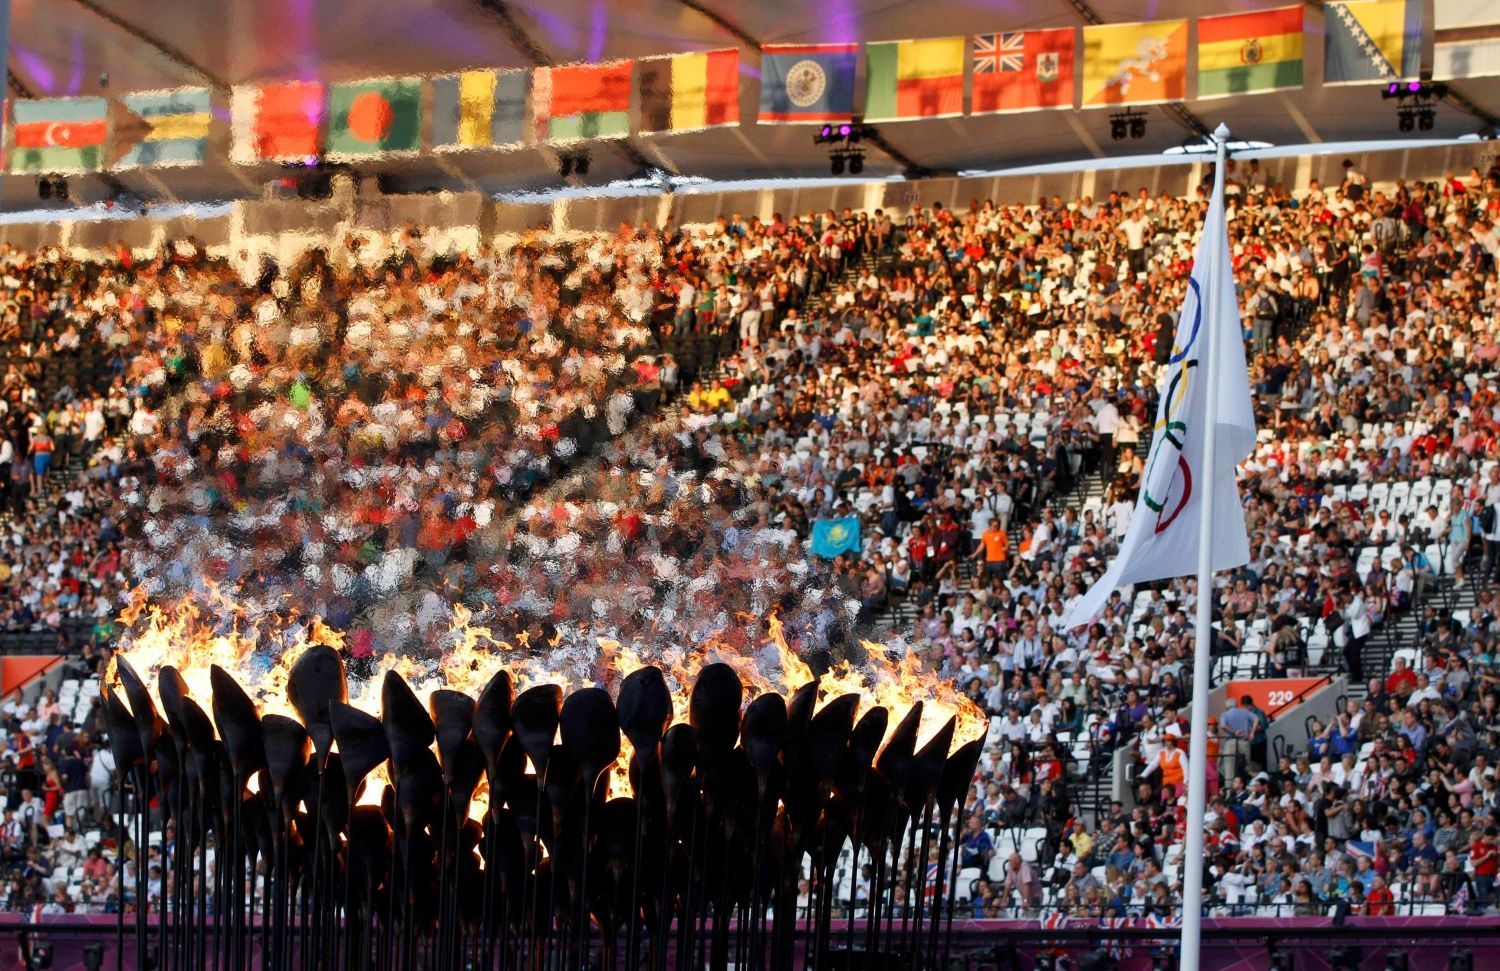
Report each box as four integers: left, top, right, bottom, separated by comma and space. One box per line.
1323, 0, 1424, 85
326, 77, 422, 158
230, 81, 324, 163
1061, 139, 1256, 628
430, 70, 529, 150
638, 49, 740, 133
971, 29, 1076, 114
533, 62, 633, 143
111, 87, 212, 169
1080, 20, 1189, 107
758, 44, 858, 123
863, 37, 964, 122
1432, 0, 1500, 80
9, 97, 107, 174
1197, 7, 1305, 98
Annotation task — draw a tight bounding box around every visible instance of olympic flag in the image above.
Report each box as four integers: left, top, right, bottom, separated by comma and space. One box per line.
1061, 128, 1255, 630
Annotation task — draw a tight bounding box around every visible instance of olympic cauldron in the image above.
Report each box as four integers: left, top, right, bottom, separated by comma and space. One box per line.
100, 594, 985, 970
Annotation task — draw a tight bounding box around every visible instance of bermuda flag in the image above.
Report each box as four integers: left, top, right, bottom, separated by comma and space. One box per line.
10, 97, 108, 174
231, 81, 324, 163
758, 44, 858, 123
533, 62, 633, 143
972, 30, 1076, 114
326, 77, 422, 158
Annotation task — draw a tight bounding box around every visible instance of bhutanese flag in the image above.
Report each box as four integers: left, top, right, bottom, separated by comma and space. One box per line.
430, 70, 529, 150
326, 78, 422, 158
1197, 7, 1304, 98
533, 62, 633, 143
10, 98, 107, 174
863, 37, 965, 122
638, 50, 739, 133
1324, 0, 1424, 84
111, 88, 212, 169
1080, 19, 1189, 107
231, 81, 323, 163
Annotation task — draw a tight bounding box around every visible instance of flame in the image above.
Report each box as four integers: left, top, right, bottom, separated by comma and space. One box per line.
108, 589, 986, 811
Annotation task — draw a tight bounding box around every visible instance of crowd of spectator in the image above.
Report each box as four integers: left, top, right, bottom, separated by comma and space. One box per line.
3, 152, 1500, 923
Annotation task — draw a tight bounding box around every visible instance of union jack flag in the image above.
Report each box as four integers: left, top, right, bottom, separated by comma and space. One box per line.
974, 33, 1026, 74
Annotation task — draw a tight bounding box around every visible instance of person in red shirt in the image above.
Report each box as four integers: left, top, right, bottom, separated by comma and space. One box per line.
1385, 656, 1419, 698
1364, 874, 1395, 916
1471, 828, 1498, 906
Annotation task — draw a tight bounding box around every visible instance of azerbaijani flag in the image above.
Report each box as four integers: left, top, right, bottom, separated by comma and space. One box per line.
10, 98, 107, 174
1198, 7, 1305, 98
534, 62, 633, 143
231, 81, 324, 163
1080, 20, 1189, 107
326, 78, 422, 158
112, 87, 213, 169
430, 70, 529, 150
863, 37, 965, 121
638, 50, 740, 133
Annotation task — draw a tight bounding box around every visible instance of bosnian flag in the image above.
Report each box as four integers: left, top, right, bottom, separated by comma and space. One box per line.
1062, 126, 1256, 628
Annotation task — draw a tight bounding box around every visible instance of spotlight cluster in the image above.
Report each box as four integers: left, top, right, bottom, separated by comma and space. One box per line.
1110, 109, 1148, 141
36, 176, 69, 201
559, 151, 590, 178
814, 118, 876, 176
1382, 80, 1447, 132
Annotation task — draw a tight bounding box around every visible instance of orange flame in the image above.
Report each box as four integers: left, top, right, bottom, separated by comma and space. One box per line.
108, 589, 986, 806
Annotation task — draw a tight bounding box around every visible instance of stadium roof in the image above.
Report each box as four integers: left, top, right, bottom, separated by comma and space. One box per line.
6, 0, 1499, 207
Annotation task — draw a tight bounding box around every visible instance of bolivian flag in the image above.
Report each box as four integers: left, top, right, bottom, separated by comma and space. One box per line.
1197, 7, 1304, 98
638, 50, 739, 133
112, 88, 213, 169
864, 37, 965, 121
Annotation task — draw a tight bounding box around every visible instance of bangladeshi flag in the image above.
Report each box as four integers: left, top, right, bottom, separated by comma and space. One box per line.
326, 78, 422, 158
10, 97, 108, 174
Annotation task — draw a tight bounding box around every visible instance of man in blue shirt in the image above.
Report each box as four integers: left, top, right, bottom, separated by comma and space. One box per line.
960, 815, 995, 869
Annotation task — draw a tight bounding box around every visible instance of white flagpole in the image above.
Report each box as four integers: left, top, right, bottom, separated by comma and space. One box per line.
1179, 121, 1231, 971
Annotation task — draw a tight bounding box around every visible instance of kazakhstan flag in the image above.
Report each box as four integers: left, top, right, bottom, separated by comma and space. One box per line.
810, 516, 862, 559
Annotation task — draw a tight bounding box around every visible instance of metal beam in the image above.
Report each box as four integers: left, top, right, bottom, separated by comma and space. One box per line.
65, 0, 228, 91
7, 68, 33, 100
665, 0, 928, 174
1443, 86, 1500, 132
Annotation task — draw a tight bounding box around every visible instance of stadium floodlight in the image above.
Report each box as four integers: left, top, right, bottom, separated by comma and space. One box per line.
1109, 110, 1146, 141
1130, 115, 1147, 139
38, 178, 52, 200
848, 150, 864, 175
574, 152, 590, 176
830, 151, 846, 176
1110, 116, 1127, 141
1398, 109, 1416, 133
1417, 108, 1435, 131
